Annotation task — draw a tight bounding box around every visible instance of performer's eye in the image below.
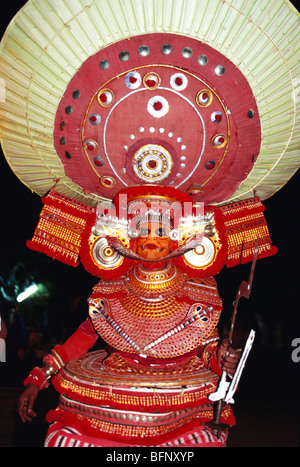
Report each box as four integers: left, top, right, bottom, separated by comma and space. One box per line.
155, 227, 167, 237
139, 227, 150, 237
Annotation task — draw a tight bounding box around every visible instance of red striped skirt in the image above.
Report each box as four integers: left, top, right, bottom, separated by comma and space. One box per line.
45, 421, 228, 447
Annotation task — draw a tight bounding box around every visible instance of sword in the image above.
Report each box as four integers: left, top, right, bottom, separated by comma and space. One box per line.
224, 329, 256, 404
205, 238, 259, 435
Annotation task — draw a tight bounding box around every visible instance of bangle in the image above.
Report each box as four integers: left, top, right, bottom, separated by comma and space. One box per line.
24, 348, 66, 389
42, 350, 65, 382
45, 347, 66, 371
200, 340, 222, 375
43, 354, 60, 376
24, 367, 50, 389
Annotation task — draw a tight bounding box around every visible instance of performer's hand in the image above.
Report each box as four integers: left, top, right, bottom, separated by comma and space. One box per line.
217, 339, 241, 376
18, 384, 39, 423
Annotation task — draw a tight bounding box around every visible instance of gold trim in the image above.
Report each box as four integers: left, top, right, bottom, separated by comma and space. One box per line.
97, 88, 114, 108
196, 89, 213, 108
142, 71, 161, 89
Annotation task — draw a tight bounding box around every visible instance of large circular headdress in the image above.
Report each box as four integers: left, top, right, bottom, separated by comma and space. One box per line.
0, 0, 299, 207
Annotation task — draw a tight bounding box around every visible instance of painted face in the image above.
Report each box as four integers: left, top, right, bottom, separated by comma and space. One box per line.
136, 222, 172, 261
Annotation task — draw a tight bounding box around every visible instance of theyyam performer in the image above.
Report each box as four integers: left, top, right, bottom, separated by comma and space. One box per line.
0, 0, 299, 447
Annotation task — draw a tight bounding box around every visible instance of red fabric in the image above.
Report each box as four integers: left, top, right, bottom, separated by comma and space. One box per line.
45, 410, 232, 446
54, 319, 98, 363
208, 355, 222, 376
112, 346, 199, 367
78, 318, 99, 339
45, 421, 228, 447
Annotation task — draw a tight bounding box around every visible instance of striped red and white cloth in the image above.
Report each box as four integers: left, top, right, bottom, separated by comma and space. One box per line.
44, 422, 228, 447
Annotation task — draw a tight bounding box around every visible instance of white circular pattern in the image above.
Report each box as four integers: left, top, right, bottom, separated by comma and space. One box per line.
125, 71, 142, 89
132, 144, 173, 182
98, 89, 114, 107
170, 73, 188, 91
92, 238, 123, 269
89, 113, 101, 126
211, 111, 223, 123
147, 96, 169, 118
183, 236, 216, 269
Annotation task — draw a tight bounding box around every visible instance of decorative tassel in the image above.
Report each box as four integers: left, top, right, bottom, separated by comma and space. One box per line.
220, 196, 277, 267
27, 190, 95, 267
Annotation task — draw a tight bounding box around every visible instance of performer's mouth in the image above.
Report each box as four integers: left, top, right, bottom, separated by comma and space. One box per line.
141, 243, 164, 252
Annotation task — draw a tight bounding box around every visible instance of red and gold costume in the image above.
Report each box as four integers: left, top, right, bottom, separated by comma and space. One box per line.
22, 188, 276, 447
0, 0, 299, 448
26, 271, 232, 447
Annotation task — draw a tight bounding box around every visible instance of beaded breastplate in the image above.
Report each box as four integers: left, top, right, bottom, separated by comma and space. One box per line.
89, 263, 222, 359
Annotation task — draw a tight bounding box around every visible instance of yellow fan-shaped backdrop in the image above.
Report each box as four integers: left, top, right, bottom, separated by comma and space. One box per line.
0, 0, 299, 206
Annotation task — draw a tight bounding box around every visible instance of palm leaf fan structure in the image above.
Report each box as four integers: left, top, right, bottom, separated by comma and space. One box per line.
0, 0, 299, 207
